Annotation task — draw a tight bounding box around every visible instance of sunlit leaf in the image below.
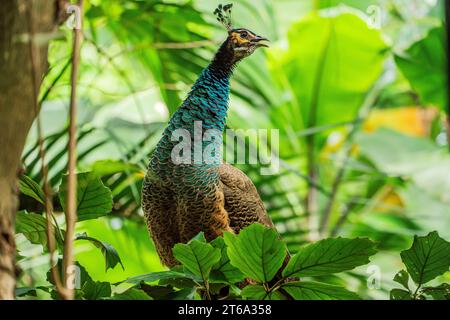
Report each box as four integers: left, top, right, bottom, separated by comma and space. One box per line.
123, 270, 190, 285
111, 288, 152, 300
59, 172, 113, 221
269, 11, 387, 130
75, 232, 124, 271
19, 175, 45, 204
90, 159, 142, 176
15, 211, 63, 248
395, 26, 446, 110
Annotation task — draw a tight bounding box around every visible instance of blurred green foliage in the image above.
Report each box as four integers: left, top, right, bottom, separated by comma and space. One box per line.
14, 0, 449, 299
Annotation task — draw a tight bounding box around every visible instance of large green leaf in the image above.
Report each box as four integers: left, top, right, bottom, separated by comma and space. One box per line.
395, 26, 446, 110
90, 159, 141, 176
223, 224, 287, 283
15, 286, 52, 297
59, 172, 113, 221
210, 237, 245, 283
422, 284, 450, 300
82, 280, 112, 300
46, 260, 100, 300
268, 11, 387, 131
400, 231, 450, 285
15, 211, 62, 248
75, 232, 124, 271
282, 281, 360, 300
123, 270, 190, 285
172, 236, 221, 282
282, 237, 376, 278
19, 175, 45, 204
111, 288, 152, 300
241, 285, 286, 300
393, 270, 410, 290
390, 288, 412, 300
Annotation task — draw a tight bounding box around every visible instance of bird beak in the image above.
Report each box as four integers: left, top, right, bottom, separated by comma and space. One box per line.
251, 35, 269, 48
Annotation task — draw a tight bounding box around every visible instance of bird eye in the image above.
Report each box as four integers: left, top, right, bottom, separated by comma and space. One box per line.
240, 31, 248, 38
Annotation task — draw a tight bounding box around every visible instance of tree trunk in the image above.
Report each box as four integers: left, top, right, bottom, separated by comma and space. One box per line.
0, 0, 61, 300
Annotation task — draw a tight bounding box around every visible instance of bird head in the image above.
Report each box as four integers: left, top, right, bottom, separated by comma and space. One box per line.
214, 4, 269, 63
226, 28, 269, 60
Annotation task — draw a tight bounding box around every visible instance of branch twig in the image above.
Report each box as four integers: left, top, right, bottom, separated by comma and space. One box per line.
62, 0, 84, 300
26, 0, 68, 300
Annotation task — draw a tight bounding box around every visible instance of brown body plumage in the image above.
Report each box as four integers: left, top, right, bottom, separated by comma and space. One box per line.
142, 162, 273, 267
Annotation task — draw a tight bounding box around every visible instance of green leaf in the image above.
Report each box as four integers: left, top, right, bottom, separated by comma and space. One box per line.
282, 281, 361, 300
422, 283, 450, 300
283, 237, 377, 278
82, 280, 112, 300
47, 260, 112, 300
400, 231, 450, 285
19, 175, 45, 204
393, 270, 410, 290
139, 282, 196, 300
46, 260, 94, 299
395, 26, 446, 110
111, 288, 152, 300
15, 287, 37, 297
59, 172, 113, 221
123, 270, 190, 285
224, 224, 286, 283
167, 288, 197, 300
191, 232, 207, 243
268, 11, 387, 129
172, 239, 221, 282
390, 288, 412, 300
241, 285, 286, 300
15, 286, 52, 298
16, 211, 53, 248
90, 159, 141, 176
75, 232, 124, 271
138, 283, 178, 299
210, 237, 245, 283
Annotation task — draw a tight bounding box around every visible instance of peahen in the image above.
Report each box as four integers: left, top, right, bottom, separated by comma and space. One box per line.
142, 4, 273, 267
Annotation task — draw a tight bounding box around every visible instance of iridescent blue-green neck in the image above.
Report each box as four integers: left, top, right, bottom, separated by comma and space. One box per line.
150, 40, 236, 175
170, 40, 235, 132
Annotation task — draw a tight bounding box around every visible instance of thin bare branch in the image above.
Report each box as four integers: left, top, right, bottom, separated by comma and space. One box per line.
62, 0, 84, 300
26, 0, 68, 300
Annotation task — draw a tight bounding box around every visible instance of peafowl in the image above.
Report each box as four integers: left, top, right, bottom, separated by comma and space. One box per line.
142, 4, 273, 267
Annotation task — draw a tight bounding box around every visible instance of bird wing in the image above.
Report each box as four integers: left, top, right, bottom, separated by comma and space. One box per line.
218, 162, 274, 231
